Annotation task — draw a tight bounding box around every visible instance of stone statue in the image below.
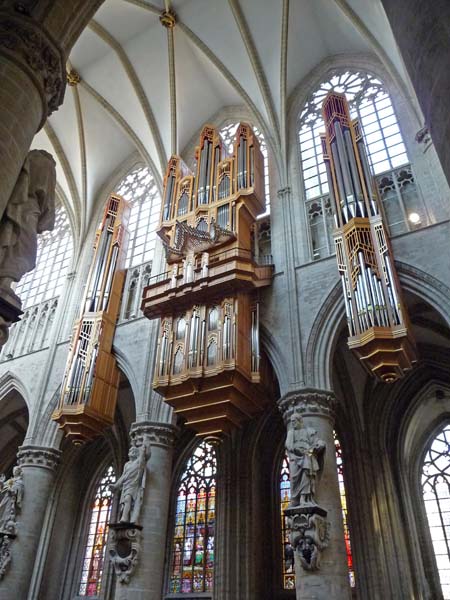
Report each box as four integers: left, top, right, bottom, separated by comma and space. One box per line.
170, 263, 178, 288
200, 252, 209, 278
0, 149, 56, 300
0, 467, 24, 534
111, 442, 151, 524
285, 415, 325, 506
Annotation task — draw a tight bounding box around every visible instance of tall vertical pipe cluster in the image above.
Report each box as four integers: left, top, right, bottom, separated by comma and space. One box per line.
321, 92, 416, 382
52, 195, 130, 443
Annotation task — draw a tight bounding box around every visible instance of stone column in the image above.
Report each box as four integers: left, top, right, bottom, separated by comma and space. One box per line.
112, 421, 176, 600
0, 9, 65, 220
0, 445, 60, 600
278, 390, 351, 600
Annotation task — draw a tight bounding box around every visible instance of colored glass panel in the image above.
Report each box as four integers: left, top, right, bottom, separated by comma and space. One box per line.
169, 441, 217, 594
280, 454, 295, 590
78, 465, 116, 597
334, 433, 356, 588
422, 424, 450, 599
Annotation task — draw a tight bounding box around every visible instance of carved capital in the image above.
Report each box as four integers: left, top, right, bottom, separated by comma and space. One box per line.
130, 421, 176, 449
17, 445, 61, 471
277, 186, 291, 200
0, 11, 65, 124
278, 389, 336, 423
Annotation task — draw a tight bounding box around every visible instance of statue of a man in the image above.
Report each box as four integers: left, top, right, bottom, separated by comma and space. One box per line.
0, 149, 56, 298
111, 442, 151, 524
285, 415, 325, 507
0, 466, 24, 534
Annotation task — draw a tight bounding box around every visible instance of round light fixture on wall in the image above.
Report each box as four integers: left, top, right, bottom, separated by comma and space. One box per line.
408, 212, 421, 225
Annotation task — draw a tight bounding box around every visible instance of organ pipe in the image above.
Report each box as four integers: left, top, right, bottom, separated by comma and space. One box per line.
52, 194, 130, 443
321, 92, 416, 382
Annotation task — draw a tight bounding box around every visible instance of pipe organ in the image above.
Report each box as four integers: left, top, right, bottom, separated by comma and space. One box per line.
321, 92, 416, 382
52, 195, 130, 444
141, 123, 273, 439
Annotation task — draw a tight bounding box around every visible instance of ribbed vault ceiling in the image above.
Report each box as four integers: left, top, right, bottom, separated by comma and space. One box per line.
30, 0, 416, 243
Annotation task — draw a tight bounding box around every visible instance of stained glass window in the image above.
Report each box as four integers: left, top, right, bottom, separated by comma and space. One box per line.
280, 453, 295, 590
78, 465, 116, 597
15, 203, 73, 309
281, 433, 355, 589
219, 122, 270, 213
422, 424, 450, 599
169, 440, 217, 594
334, 433, 355, 588
115, 166, 162, 269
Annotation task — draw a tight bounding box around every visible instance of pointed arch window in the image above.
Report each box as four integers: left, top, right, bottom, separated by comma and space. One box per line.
78, 465, 116, 597
169, 440, 217, 594
422, 423, 450, 599
280, 432, 355, 589
298, 70, 426, 259
115, 165, 162, 269
15, 203, 73, 309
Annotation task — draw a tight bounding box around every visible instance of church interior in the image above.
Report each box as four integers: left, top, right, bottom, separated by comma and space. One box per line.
0, 1, 449, 599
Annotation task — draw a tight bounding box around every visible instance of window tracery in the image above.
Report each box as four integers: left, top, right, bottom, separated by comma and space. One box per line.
78, 465, 116, 597
422, 424, 450, 599
115, 165, 162, 269
169, 440, 217, 594
298, 70, 425, 259
15, 203, 73, 309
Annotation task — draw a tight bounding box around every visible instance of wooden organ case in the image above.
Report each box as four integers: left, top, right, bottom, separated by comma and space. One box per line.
141, 124, 273, 439
52, 195, 130, 444
321, 93, 416, 382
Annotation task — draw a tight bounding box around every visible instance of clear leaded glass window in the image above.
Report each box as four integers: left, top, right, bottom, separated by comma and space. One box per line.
281, 433, 355, 589
169, 440, 217, 594
78, 465, 116, 597
422, 424, 450, 599
115, 166, 162, 269
219, 122, 270, 213
299, 70, 423, 259
14, 203, 73, 308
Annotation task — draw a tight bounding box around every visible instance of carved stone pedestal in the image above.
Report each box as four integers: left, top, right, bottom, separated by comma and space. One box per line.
278, 390, 351, 600
284, 505, 330, 572
0, 532, 15, 580
109, 523, 143, 584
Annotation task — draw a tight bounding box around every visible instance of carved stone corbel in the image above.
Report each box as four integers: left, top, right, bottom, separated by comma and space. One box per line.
285, 505, 330, 572
108, 523, 142, 584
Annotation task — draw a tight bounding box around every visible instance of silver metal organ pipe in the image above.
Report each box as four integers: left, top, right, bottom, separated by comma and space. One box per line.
334, 123, 356, 203
356, 140, 378, 217
163, 174, 174, 220
200, 319, 206, 366
330, 143, 349, 223
249, 145, 254, 186
204, 140, 212, 204
198, 145, 206, 205
102, 245, 118, 312
343, 129, 364, 216
341, 276, 354, 335
87, 216, 111, 312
